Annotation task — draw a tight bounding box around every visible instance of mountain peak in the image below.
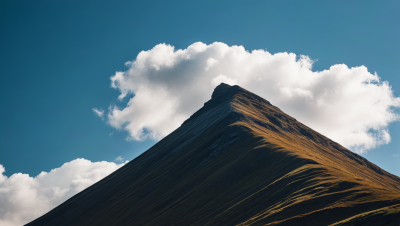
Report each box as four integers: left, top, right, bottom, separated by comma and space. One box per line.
27, 84, 400, 226
211, 82, 233, 98
211, 83, 246, 100
210, 83, 271, 107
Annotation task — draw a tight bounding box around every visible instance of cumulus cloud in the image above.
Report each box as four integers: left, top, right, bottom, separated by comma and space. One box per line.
106, 42, 400, 153
0, 159, 126, 226
92, 108, 105, 119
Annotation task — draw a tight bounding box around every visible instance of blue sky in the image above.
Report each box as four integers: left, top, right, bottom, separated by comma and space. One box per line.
1, 0, 399, 178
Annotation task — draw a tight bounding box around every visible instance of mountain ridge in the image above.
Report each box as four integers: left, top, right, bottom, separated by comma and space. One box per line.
27, 83, 400, 226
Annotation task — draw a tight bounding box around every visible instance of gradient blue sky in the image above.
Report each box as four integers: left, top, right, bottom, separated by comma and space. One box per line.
1, 0, 399, 177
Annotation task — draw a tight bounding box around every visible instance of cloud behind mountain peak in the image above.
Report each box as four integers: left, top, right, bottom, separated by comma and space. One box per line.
107, 42, 400, 153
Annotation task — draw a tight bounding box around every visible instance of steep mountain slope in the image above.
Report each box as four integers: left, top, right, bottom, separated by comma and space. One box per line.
27, 83, 400, 226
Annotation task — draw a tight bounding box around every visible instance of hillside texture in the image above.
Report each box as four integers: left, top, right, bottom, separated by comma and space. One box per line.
27, 83, 400, 225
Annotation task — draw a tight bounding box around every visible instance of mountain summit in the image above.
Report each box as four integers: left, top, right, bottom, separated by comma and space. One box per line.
27, 83, 400, 225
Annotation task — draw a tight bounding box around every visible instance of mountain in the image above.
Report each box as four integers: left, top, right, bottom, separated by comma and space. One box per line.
27, 83, 400, 226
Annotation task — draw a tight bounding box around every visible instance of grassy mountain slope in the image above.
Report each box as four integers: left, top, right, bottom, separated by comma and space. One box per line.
27, 83, 400, 226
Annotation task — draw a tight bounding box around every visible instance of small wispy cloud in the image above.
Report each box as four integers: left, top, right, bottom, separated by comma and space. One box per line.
92, 108, 105, 120
109, 132, 114, 136
393, 154, 399, 157
114, 156, 124, 162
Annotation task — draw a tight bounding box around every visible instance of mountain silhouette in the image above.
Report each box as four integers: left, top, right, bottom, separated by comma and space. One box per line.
27, 83, 400, 226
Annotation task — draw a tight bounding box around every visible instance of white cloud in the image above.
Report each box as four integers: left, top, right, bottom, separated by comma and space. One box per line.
92, 108, 105, 119
211, 74, 238, 86
0, 159, 126, 226
106, 42, 400, 153
114, 156, 124, 162
205, 58, 219, 71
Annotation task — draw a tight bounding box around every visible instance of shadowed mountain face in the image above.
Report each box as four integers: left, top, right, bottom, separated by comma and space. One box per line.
27, 83, 400, 226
